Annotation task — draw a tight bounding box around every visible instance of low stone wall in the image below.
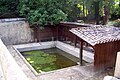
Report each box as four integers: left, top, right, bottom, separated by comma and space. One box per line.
0, 20, 34, 45
14, 41, 94, 63
56, 41, 94, 63
0, 39, 29, 80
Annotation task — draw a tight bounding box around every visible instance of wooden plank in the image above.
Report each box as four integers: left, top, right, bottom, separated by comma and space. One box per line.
94, 41, 120, 70
79, 41, 83, 66
74, 35, 77, 47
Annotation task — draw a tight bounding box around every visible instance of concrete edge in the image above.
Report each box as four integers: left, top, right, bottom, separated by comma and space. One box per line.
13, 41, 94, 76
0, 39, 29, 80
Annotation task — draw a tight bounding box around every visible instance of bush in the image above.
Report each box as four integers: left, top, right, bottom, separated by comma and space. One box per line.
113, 19, 120, 27
18, 0, 67, 27
108, 19, 120, 27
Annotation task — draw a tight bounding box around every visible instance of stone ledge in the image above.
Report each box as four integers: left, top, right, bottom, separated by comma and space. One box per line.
0, 39, 29, 80
14, 41, 94, 63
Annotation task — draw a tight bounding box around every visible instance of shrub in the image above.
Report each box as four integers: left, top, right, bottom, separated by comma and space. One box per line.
113, 19, 120, 27
18, 0, 67, 27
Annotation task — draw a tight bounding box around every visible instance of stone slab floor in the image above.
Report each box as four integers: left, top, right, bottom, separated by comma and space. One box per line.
6, 45, 114, 80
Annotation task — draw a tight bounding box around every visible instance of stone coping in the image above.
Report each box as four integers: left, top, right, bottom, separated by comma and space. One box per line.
13, 41, 94, 63
0, 18, 26, 23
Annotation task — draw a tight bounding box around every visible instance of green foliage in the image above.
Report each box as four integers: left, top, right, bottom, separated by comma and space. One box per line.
113, 19, 120, 27
76, 0, 119, 18
22, 50, 58, 72
0, 0, 119, 21
60, 0, 81, 21
111, 0, 120, 18
0, 0, 18, 13
18, 0, 67, 27
108, 19, 120, 27
84, 0, 114, 15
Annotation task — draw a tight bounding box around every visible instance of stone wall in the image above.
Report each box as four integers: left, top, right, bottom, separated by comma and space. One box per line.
0, 39, 29, 80
0, 20, 34, 45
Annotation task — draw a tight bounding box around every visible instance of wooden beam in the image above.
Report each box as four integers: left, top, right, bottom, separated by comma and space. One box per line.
74, 35, 77, 47
79, 41, 83, 66
56, 26, 59, 40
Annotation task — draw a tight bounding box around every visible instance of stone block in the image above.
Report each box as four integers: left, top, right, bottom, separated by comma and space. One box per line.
114, 52, 120, 78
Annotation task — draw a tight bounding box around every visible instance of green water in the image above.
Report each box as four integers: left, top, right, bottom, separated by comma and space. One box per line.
22, 48, 79, 73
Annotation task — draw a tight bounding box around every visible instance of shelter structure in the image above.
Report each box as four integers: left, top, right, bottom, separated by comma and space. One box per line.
70, 25, 120, 70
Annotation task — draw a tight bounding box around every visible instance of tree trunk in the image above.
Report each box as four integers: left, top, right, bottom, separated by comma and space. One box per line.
83, 1, 85, 17
103, 6, 109, 25
94, 1, 100, 25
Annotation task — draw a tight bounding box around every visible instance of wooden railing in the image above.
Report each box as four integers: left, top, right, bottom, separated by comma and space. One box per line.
33, 22, 91, 44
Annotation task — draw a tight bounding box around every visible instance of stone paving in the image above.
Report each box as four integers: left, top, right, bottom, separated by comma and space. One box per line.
6, 45, 114, 80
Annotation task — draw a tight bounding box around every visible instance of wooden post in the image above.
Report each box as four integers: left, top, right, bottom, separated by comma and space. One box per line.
38, 27, 41, 42
80, 41, 83, 66
56, 26, 59, 40
74, 35, 77, 47
33, 27, 38, 42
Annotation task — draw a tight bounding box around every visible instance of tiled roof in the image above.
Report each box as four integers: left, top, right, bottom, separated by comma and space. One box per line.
70, 25, 120, 46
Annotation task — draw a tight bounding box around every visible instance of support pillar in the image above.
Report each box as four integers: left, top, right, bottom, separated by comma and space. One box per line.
74, 35, 77, 47
79, 41, 83, 66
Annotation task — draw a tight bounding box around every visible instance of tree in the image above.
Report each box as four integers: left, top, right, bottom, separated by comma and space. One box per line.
111, 0, 120, 19
80, 0, 115, 24
54, 0, 81, 21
